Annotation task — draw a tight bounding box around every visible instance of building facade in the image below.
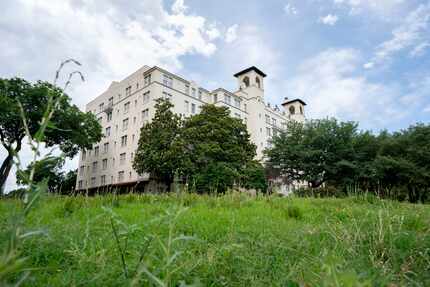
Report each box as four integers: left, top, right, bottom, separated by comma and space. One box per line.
76, 66, 306, 190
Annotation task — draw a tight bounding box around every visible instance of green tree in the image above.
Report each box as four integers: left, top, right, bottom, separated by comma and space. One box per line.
181, 105, 256, 193
16, 156, 65, 193
0, 78, 102, 193
133, 98, 184, 190
266, 118, 358, 188
240, 160, 268, 193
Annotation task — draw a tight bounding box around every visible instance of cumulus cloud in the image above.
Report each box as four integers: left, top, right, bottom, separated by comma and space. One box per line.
0, 0, 224, 191
225, 24, 239, 43
285, 49, 404, 128
319, 14, 339, 26
370, 3, 430, 65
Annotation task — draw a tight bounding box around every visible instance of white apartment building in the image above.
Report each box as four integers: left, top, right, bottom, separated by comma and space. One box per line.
76, 66, 306, 190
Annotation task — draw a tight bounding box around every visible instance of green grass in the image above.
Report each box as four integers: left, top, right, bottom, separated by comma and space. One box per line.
1, 193, 429, 286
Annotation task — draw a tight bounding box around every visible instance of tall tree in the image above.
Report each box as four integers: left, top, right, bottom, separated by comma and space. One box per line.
133, 98, 184, 190
0, 78, 102, 193
266, 118, 358, 188
181, 105, 256, 193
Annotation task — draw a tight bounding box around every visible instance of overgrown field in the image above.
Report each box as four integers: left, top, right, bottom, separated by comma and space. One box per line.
0, 193, 429, 286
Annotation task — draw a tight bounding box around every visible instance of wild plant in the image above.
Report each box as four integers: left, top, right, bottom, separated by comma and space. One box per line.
0, 59, 84, 286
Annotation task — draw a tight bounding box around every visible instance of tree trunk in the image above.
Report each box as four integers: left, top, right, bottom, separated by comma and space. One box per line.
0, 141, 22, 195
0, 152, 14, 194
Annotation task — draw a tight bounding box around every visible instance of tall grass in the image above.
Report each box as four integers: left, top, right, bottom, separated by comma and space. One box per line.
0, 193, 428, 286
0, 60, 84, 286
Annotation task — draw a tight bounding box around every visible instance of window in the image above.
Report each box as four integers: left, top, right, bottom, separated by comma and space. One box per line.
78, 180, 83, 189
185, 84, 190, 95
136, 83, 139, 90
142, 109, 149, 120
118, 94, 122, 100
134, 99, 137, 107
102, 158, 108, 170
121, 135, 128, 147
289, 105, 295, 115
234, 113, 240, 118
132, 134, 135, 142
224, 94, 231, 105
163, 74, 173, 87
92, 161, 98, 173
256, 77, 261, 88
300, 106, 303, 114
103, 142, 109, 153
97, 117, 102, 123
107, 111, 113, 122
143, 91, 150, 104
198, 90, 202, 100
120, 153, 126, 165
234, 97, 240, 108
124, 102, 130, 114
108, 97, 114, 106
213, 94, 218, 103
192, 88, 196, 98
265, 115, 270, 123
273, 129, 278, 137
79, 166, 85, 176
191, 103, 196, 114
125, 86, 131, 96
118, 171, 125, 183
105, 127, 111, 137
94, 146, 99, 157
101, 175, 106, 185
162, 91, 172, 100
243, 76, 250, 87
144, 74, 151, 86
244, 104, 247, 112
91, 177, 96, 186
184, 101, 189, 113
272, 118, 277, 127
82, 150, 86, 160
99, 103, 104, 112
122, 118, 129, 131
266, 127, 271, 137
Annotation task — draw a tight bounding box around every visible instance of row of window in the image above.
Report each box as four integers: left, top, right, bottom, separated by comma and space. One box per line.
81, 134, 135, 161
80, 152, 134, 175
77, 169, 132, 189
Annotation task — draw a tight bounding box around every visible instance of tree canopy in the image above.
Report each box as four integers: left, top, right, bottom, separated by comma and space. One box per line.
133, 98, 184, 189
180, 105, 258, 193
266, 118, 430, 203
133, 101, 265, 193
0, 77, 102, 193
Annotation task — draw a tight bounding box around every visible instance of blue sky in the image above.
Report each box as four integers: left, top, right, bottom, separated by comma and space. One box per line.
1, 0, 430, 190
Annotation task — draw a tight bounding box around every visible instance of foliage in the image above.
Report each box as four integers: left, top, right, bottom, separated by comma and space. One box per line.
239, 160, 268, 193
180, 105, 257, 193
16, 157, 77, 194
0, 76, 102, 193
133, 102, 262, 194
133, 98, 184, 190
0, 193, 429, 286
266, 119, 430, 203
0, 59, 85, 286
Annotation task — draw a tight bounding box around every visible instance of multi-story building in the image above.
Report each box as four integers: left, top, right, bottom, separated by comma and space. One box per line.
76, 66, 306, 190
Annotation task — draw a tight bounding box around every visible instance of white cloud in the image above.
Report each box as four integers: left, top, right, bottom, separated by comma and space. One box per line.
371, 3, 430, 64
409, 42, 430, 57
319, 14, 339, 26
171, 0, 188, 14
333, 0, 406, 18
284, 3, 298, 15
363, 62, 374, 69
225, 24, 239, 43
0, 0, 224, 191
286, 48, 404, 128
